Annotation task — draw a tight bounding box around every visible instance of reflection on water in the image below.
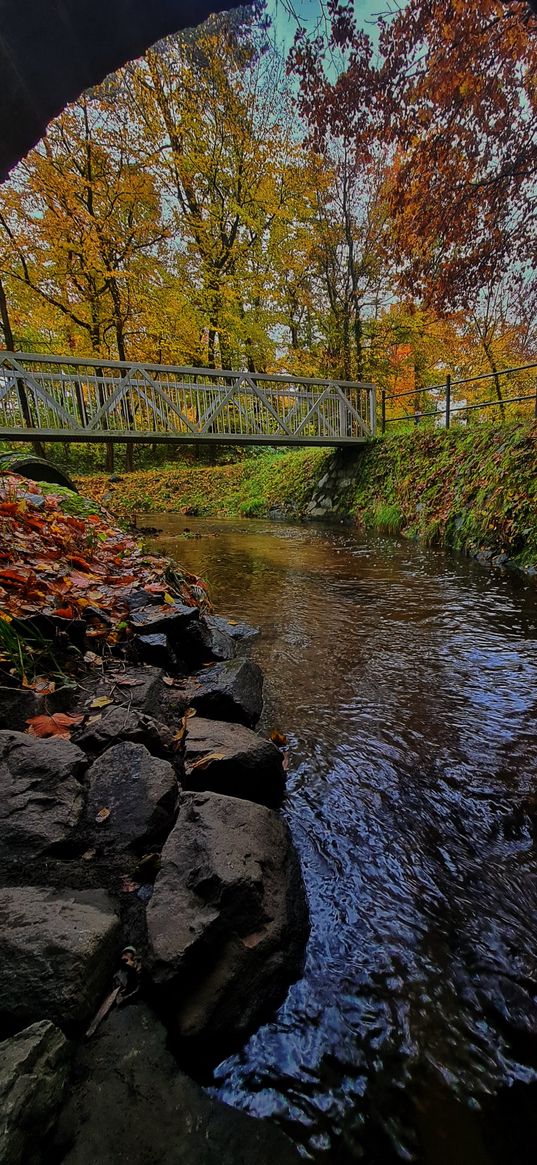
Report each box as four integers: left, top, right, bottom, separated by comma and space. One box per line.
148, 515, 537, 1163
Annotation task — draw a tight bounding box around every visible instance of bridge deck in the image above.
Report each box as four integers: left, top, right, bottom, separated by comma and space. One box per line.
0, 351, 376, 445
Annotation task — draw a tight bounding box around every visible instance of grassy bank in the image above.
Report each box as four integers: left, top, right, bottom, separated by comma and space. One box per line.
76, 448, 329, 521
77, 422, 537, 571
350, 422, 537, 569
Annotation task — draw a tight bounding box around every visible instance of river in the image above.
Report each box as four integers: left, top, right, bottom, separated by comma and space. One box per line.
147, 515, 537, 1164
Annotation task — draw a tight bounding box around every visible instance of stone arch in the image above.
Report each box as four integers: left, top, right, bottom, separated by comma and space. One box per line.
0, 0, 249, 179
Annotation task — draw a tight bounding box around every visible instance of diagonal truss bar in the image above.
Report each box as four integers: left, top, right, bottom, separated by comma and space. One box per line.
2, 357, 82, 428
334, 386, 369, 436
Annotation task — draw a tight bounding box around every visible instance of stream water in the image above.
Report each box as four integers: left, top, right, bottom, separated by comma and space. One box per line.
148, 516, 537, 1164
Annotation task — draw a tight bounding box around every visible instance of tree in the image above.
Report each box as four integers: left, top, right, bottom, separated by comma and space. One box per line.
380, 0, 537, 308
290, 0, 537, 311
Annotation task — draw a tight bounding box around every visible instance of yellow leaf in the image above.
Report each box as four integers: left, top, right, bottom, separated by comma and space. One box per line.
190, 750, 226, 770
163, 592, 175, 605
90, 695, 113, 709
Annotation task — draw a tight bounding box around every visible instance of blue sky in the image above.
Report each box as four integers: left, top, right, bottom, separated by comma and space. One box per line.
265, 0, 389, 54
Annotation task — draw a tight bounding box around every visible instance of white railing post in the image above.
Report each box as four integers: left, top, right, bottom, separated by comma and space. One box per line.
369, 386, 377, 435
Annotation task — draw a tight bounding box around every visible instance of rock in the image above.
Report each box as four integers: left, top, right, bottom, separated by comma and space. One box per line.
85, 742, 177, 850
0, 731, 85, 855
133, 632, 179, 670
184, 717, 285, 808
146, 791, 308, 1061
188, 658, 263, 727
129, 602, 199, 644
0, 1021, 71, 1165
0, 886, 121, 1034
185, 616, 236, 662
0, 686, 43, 731
53, 1004, 299, 1164
74, 704, 175, 759
90, 666, 164, 718
206, 614, 259, 642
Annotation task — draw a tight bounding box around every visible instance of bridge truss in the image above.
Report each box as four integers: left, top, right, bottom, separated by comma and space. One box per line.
0, 351, 376, 445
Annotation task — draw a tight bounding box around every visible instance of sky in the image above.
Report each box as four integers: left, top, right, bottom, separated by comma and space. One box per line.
265, 0, 391, 55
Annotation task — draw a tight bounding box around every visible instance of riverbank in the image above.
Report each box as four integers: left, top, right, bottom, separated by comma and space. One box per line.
77, 421, 537, 574
0, 472, 307, 1164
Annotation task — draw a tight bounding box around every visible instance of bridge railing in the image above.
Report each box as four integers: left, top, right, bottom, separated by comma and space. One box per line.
0, 351, 376, 444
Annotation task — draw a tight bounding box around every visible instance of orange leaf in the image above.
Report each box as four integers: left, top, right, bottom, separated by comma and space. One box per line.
26, 712, 84, 739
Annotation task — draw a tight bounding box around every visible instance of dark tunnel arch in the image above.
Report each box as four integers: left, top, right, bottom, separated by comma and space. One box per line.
0, 0, 250, 180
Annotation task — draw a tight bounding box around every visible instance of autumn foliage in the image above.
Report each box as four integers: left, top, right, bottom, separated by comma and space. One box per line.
0, 474, 210, 688
0, 3, 534, 427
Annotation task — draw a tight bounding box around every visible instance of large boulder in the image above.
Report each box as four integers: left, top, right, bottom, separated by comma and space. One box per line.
74, 705, 175, 759
188, 658, 264, 727
146, 791, 308, 1062
0, 731, 85, 856
54, 1003, 299, 1165
85, 666, 165, 719
85, 741, 178, 851
184, 717, 285, 808
0, 886, 121, 1034
0, 1021, 71, 1165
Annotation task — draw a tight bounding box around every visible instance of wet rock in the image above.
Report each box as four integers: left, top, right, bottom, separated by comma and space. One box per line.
129, 602, 199, 644
146, 791, 308, 1061
0, 731, 85, 855
206, 614, 259, 642
0, 886, 121, 1034
133, 632, 179, 670
0, 1020, 71, 1165
188, 658, 263, 727
184, 717, 285, 808
185, 617, 236, 662
54, 1003, 299, 1164
85, 742, 177, 851
74, 705, 175, 759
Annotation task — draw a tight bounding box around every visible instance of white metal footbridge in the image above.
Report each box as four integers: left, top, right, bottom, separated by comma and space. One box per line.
0, 351, 376, 445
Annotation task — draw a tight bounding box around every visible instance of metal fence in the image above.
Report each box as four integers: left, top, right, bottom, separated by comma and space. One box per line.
0, 350, 376, 445
380, 362, 537, 433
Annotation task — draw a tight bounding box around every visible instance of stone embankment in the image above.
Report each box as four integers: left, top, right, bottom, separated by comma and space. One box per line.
0, 585, 308, 1163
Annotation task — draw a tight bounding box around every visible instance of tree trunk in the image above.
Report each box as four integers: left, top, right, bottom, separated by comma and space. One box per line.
483, 341, 505, 420
0, 274, 45, 457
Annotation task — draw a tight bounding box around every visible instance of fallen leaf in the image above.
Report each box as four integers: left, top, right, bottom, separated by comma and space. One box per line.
22, 675, 56, 696
109, 674, 144, 687
119, 876, 140, 893
185, 707, 197, 718
83, 651, 101, 665
163, 592, 175, 605
271, 729, 288, 748
26, 712, 84, 739
90, 696, 114, 709
190, 750, 226, 770
95, 807, 111, 824
81, 848, 96, 861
